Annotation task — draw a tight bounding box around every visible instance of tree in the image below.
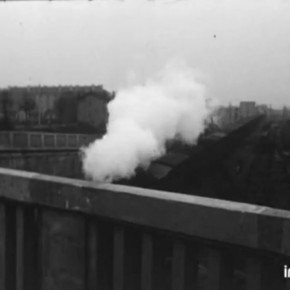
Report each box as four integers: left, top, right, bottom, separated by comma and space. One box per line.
54, 91, 77, 124
0, 89, 14, 130
21, 92, 36, 123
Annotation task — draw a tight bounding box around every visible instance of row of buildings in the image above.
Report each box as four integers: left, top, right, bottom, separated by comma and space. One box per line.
215, 101, 290, 131
0, 85, 114, 132
1, 85, 289, 135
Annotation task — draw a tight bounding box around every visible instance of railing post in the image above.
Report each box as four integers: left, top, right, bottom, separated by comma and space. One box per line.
172, 239, 185, 290
65, 134, 68, 148
16, 207, 24, 290
40, 133, 44, 148
245, 257, 262, 290
113, 226, 124, 290
184, 242, 199, 290
11, 132, 15, 148
206, 248, 221, 290
0, 204, 5, 290
53, 134, 56, 148
206, 248, 234, 290
87, 221, 98, 290
141, 233, 153, 290
77, 135, 82, 147
27, 133, 31, 148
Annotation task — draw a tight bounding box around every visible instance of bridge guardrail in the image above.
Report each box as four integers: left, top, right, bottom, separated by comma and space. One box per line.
0, 131, 99, 150
0, 167, 289, 290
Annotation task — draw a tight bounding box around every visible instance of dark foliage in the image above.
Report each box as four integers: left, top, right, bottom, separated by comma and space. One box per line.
0, 89, 14, 130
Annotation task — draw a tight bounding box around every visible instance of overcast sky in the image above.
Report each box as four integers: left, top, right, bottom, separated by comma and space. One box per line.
0, 0, 290, 107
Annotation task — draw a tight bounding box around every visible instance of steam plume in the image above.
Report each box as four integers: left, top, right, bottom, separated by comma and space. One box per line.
82, 63, 214, 183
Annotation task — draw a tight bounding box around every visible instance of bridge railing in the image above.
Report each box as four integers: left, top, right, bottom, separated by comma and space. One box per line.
0, 131, 99, 150
0, 167, 290, 290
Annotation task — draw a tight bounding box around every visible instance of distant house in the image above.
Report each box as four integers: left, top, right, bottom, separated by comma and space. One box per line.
239, 101, 257, 119
213, 105, 239, 130
77, 87, 113, 131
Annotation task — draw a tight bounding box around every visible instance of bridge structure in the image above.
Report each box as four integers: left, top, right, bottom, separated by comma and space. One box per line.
0, 131, 98, 150
1, 118, 290, 290
0, 131, 98, 178
0, 167, 290, 290
0, 116, 266, 180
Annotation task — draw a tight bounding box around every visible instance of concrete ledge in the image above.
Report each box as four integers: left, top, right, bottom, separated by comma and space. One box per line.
0, 167, 290, 256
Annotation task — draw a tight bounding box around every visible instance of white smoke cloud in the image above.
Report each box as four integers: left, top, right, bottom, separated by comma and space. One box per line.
81, 63, 215, 183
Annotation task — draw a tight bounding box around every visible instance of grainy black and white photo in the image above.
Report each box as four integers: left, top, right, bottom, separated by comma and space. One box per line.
0, 0, 290, 289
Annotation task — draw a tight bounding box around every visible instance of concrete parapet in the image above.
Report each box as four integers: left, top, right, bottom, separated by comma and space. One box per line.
0, 167, 290, 257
